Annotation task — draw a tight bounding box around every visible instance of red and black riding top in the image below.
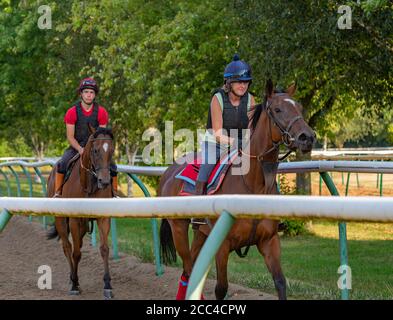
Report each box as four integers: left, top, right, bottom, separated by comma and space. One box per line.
64, 102, 108, 147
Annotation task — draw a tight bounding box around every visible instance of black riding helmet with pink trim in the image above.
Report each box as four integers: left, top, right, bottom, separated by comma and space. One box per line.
79, 78, 99, 94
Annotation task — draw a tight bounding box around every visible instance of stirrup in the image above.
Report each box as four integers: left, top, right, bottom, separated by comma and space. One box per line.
191, 218, 207, 226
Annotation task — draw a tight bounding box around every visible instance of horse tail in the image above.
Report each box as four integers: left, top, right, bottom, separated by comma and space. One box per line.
88, 219, 94, 235
46, 225, 59, 240
160, 219, 177, 264
46, 218, 70, 240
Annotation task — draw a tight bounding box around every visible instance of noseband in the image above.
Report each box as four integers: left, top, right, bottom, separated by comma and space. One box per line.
266, 101, 303, 147
241, 98, 303, 162
80, 136, 113, 178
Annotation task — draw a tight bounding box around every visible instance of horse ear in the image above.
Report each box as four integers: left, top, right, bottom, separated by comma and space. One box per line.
88, 123, 96, 135
286, 82, 297, 97
265, 79, 274, 98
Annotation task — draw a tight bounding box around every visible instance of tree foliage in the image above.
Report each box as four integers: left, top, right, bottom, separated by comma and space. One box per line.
0, 0, 392, 161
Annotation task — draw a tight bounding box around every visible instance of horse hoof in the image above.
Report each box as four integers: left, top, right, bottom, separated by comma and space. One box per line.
104, 289, 114, 299
69, 289, 80, 296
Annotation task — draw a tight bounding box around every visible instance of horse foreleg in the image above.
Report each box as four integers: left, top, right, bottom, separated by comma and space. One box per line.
190, 229, 208, 265
79, 219, 89, 249
55, 218, 74, 289
97, 217, 113, 299
258, 234, 286, 300
69, 218, 82, 295
214, 241, 230, 300
190, 229, 208, 299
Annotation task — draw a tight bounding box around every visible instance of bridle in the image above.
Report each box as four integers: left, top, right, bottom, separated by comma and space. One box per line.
238, 97, 303, 194
80, 136, 113, 178
241, 97, 303, 162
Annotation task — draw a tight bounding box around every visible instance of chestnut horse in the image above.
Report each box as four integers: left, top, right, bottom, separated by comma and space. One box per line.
159, 80, 315, 300
47, 126, 115, 299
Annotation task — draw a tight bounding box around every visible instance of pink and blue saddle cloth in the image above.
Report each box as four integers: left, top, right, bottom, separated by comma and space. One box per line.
175, 149, 238, 196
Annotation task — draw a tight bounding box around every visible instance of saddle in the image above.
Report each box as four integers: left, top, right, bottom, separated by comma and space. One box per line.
175, 149, 239, 195
63, 153, 81, 185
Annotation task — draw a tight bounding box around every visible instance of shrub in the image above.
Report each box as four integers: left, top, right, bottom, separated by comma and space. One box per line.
278, 174, 309, 236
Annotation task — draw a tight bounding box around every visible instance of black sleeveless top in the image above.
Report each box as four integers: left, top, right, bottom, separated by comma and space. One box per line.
74, 102, 99, 147
206, 88, 249, 144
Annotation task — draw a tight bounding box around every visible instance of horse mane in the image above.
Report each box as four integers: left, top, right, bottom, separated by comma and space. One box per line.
251, 98, 267, 130
250, 88, 287, 130
92, 127, 114, 139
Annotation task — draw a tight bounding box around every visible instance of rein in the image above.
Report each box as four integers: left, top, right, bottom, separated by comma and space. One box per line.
241, 100, 302, 162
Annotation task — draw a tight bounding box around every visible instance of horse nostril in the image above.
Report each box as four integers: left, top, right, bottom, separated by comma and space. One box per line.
298, 133, 307, 141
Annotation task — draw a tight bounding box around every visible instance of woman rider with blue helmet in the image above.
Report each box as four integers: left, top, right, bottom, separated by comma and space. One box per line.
194, 54, 255, 196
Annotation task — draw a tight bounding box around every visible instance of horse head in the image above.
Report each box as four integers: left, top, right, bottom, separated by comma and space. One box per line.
81, 125, 114, 191
264, 79, 315, 154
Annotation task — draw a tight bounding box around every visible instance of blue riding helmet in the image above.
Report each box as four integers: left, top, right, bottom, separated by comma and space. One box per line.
223, 54, 252, 83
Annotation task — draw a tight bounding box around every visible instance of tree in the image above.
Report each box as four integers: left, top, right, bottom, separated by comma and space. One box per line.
233, 0, 393, 192
0, 1, 98, 158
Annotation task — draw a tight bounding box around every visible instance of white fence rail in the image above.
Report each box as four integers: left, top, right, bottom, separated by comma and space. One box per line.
1, 195, 393, 222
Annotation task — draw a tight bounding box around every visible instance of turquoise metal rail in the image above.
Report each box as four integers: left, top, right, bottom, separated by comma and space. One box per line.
2, 159, 393, 300
0, 208, 12, 232
320, 172, 349, 300
33, 167, 48, 228
0, 169, 11, 196
186, 210, 235, 300
126, 173, 163, 276
186, 172, 351, 300
0, 160, 163, 275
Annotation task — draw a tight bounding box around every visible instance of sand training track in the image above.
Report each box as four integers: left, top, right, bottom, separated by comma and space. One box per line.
0, 215, 275, 300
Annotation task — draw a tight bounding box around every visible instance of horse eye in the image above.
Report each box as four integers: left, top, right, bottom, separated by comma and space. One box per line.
275, 108, 281, 113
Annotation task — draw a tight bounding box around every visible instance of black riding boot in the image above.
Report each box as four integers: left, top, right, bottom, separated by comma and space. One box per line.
191, 181, 208, 229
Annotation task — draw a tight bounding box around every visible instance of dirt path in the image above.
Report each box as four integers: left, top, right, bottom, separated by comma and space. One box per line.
0, 216, 275, 300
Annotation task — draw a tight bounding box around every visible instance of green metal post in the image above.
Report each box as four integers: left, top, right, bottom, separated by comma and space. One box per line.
111, 218, 119, 260
0, 169, 12, 196
379, 173, 383, 197
345, 172, 351, 196
0, 209, 12, 233
7, 166, 21, 197
356, 173, 359, 188
20, 165, 33, 197
20, 165, 33, 223
319, 174, 322, 195
320, 172, 349, 300
341, 172, 344, 185
33, 167, 48, 229
91, 221, 97, 247
33, 167, 47, 195
128, 173, 163, 276
186, 210, 236, 300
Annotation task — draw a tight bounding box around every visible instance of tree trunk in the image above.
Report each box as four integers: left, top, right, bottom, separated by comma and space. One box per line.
295, 151, 312, 195
29, 134, 46, 160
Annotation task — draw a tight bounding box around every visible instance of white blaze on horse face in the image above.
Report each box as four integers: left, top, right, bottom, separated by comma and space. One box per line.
284, 98, 296, 107
103, 143, 109, 153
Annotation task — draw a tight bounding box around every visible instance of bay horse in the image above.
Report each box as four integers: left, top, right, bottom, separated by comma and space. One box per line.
159, 80, 315, 300
47, 126, 115, 299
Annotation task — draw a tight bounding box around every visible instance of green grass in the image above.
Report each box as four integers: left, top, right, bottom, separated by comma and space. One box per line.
109, 218, 393, 300
225, 229, 393, 300
2, 177, 393, 299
